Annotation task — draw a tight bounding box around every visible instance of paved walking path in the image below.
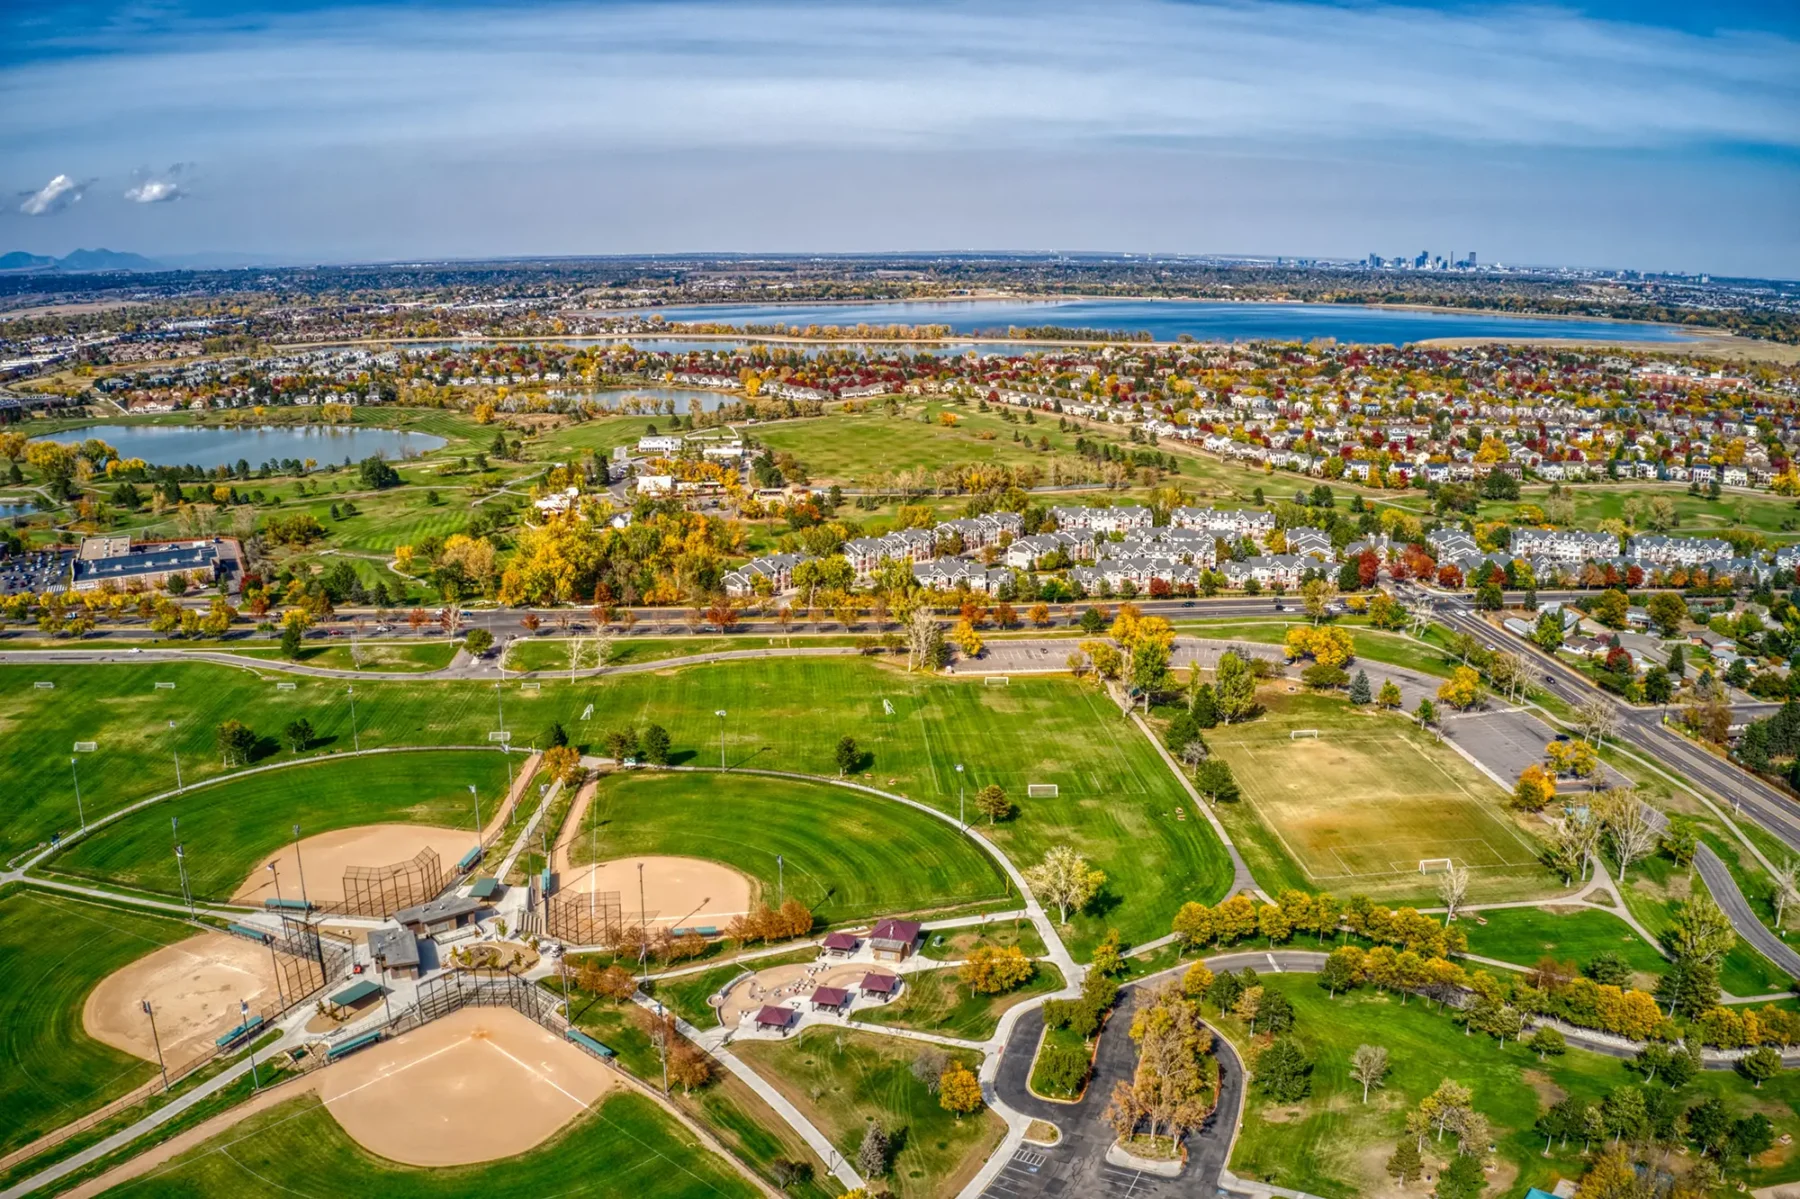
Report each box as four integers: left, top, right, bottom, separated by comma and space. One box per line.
1696, 844, 1800, 980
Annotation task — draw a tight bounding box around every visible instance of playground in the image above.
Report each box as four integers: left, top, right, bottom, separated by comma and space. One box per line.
314, 1007, 618, 1166
83, 930, 283, 1065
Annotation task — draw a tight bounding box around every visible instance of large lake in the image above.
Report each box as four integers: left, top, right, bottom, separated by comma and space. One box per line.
636, 299, 1699, 345
47, 424, 447, 469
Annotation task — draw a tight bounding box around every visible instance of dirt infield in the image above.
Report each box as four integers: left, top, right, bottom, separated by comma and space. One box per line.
316, 1007, 617, 1166
562, 854, 754, 928
84, 931, 282, 1064
232, 824, 479, 907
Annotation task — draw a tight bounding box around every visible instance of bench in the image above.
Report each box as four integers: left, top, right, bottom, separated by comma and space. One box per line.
566, 1027, 616, 1058
326, 1031, 382, 1061
227, 923, 271, 944
455, 846, 483, 873
215, 1014, 265, 1050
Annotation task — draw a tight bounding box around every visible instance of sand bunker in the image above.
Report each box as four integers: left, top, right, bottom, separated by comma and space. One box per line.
317, 1007, 617, 1166
84, 931, 282, 1065
232, 824, 481, 907
561, 855, 754, 928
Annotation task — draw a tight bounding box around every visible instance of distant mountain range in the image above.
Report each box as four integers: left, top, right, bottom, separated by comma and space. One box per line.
0, 248, 166, 273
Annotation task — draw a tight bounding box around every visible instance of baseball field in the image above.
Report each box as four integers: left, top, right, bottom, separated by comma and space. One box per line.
0, 889, 203, 1153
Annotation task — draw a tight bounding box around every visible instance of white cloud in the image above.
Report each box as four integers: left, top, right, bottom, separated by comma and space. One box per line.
124, 164, 190, 203
18, 172, 86, 215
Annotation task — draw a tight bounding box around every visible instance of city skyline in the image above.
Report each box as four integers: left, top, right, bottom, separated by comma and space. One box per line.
4, 0, 1798, 276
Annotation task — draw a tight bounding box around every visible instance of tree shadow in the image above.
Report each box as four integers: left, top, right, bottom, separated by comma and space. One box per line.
667, 749, 697, 766
248, 736, 282, 763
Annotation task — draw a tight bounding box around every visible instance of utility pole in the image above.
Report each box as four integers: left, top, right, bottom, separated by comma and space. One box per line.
469, 784, 482, 857
655, 999, 670, 1095
956, 763, 965, 830
377, 953, 393, 1023
495, 682, 506, 735
142, 1000, 169, 1091
70, 757, 86, 833
714, 710, 727, 770
174, 840, 194, 918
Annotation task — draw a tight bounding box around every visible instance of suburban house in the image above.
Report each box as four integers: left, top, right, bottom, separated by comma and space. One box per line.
1049, 505, 1153, 534
844, 529, 937, 578
1510, 528, 1621, 563
722, 552, 813, 597
1004, 531, 1091, 570
1219, 554, 1308, 588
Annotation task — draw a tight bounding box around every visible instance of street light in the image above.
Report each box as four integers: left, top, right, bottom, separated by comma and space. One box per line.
168, 721, 183, 791
346, 686, 359, 752
376, 952, 394, 1023
242, 1000, 261, 1089
494, 682, 506, 735
266, 860, 283, 908
956, 763, 965, 829
714, 710, 727, 770
468, 784, 482, 856
173, 817, 195, 918
70, 757, 86, 833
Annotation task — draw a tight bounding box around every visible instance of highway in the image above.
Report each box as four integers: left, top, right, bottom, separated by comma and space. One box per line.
1421, 587, 1800, 855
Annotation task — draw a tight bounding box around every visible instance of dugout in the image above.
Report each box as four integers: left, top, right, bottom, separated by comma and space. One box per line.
328, 979, 386, 1018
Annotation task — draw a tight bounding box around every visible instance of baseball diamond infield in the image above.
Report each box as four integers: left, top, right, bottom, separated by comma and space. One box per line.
232, 824, 481, 908
83, 930, 282, 1065
313, 1007, 618, 1166
562, 855, 755, 928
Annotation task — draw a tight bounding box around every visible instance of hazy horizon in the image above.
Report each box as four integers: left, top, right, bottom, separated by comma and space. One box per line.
5, 0, 1797, 278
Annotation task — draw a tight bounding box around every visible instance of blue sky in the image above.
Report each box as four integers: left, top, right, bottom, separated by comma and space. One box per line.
3, 0, 1796, 275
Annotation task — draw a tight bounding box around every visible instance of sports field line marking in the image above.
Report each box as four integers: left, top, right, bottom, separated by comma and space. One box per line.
1397, 734, 1542, 860
481, 1037, 595, 1111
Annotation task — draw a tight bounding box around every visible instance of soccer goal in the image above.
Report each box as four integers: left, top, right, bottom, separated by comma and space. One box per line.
519, 682, 540, 693
154, 681, 176, 690
276, 681, 297, 691
580, 703, 594, 721
1289, 729, 1319, 740
487, 731, 513, 743
73, 741, 97, 752
882, 698, 895, 716
1027, 784, 1059, 798
1419, 858, 1455, 874
34, 681, 53, 690
984, 676, 1011, 687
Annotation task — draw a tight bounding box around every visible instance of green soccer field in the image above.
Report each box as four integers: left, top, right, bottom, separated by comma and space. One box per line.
6, 658, 1233, 956
571, 771, 1013, 924
52, 750, 514, 901
95, 1090, 761, 1199
1208, 692, 1544, 886
0, 888, 200, 1153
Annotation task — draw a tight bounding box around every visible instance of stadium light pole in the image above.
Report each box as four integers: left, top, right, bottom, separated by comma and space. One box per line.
654, 999, 670, 1095
266, 860, 284, 908
70, 757, 86, 833
468, 784, 482, 857
173, 821, 195, 918
142, 1000, 169, 1091
242, 1000, 261, 1090
168, 720, 183, 791
494, 682, 506, 735
955, 763, 965, 830
346, 686, 359, 752
714, 710, 727, 770
376, 953, 393, 1023
291, 824, 309, 911
637, 862, 648, 984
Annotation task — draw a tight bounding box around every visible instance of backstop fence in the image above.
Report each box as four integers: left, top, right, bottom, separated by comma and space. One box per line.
543, 888, 625, 947
391, 970, 568, 1040
336, 848, 446, 919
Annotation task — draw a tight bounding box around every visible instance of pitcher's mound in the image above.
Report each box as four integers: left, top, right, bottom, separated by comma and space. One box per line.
233, 824, 480, 907
318, 1007, 617, 1166
563, 855, 753, 927
84, 931, 282, 1064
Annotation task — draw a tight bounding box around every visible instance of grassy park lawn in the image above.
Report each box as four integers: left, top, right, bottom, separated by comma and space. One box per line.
0, 662, 557, 854
3, 657, 1233, 956
1458, 905, 1668, 985
919, 919, 1046, 961
572, 771, 1013, 927
0, 888, 200, 1153
232, 640, 459, 672
1216, 974, 1800, 1199
52, 750, 513, 900
1615, 852, 1795, 999
852, 963, 1064, 1041
558, 989, 836, 1199
96, 1089, 761, 1199
735, 1027, 1005, 1199
1206, 690, 1554, 904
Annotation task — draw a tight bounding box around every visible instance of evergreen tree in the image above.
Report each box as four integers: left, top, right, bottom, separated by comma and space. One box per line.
1191, 683, 1219, 728
1348, 669, 1372, 705
1386, 1138, 1422, 1184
